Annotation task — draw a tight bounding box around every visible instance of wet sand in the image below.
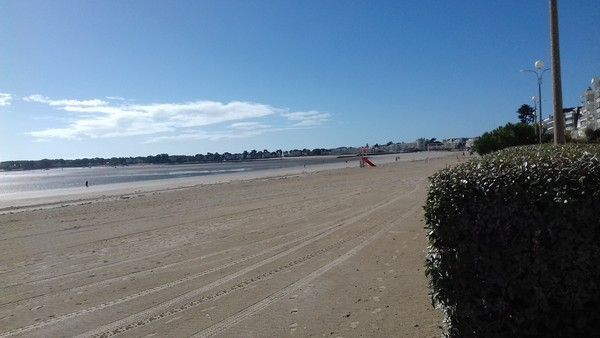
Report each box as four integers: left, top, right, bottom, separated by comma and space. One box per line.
0, 152, 455, 213
0, 152, 462, 337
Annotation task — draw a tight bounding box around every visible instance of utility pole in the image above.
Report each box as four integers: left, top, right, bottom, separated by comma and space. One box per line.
550, 0, 566, 144
521, 62, 549, 144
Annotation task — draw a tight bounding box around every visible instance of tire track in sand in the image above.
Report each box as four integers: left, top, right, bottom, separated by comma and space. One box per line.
85, 208, 390, 338
75, 183, 421, 338
1, 190, 357, 286
2, 190, 382, 305
193, 204, 421, 337
1, 219, 330, 308
0, 183, 418, 338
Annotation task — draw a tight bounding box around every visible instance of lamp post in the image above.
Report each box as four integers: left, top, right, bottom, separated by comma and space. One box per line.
521, 61, 550, 144
532, 95, 538, 127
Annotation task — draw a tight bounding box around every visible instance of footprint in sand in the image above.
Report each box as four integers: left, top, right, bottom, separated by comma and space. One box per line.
372, 296, 380, 302
290, 323, 298, 332
350, 321, 359, 328
289, 294, 298, 300
291, 308, 298, 314
30, 305, 42, 311
378, 286, 386, 291
371, 308, 382, 314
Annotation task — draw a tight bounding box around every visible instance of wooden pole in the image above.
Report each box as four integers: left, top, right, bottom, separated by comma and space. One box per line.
550, 0, 566, 144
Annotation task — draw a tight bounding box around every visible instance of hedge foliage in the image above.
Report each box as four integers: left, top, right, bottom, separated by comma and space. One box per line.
473, 122, 538, 155
424, 144, 600, 337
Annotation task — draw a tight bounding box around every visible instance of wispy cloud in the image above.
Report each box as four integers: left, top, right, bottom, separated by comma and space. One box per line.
281, 110, 331, 127
0, 93, 12, 106
105, 96, 126, 101
228, 121, 271, 130
24, 94, 330, 142
24, 94, 108, 108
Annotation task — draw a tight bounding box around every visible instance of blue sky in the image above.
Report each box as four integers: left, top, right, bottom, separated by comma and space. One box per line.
1, 0, 599, 160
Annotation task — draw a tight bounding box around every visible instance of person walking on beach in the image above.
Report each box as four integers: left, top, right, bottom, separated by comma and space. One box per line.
85, 180, 89, 188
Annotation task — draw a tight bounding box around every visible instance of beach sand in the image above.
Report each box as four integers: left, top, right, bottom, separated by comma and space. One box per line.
0, 152, 463, 337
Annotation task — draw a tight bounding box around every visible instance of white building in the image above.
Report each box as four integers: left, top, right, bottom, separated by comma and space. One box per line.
543, 109, 579, 134
465, 137, 478, 150
576, 77, 600, 136
543, 116, 554, 133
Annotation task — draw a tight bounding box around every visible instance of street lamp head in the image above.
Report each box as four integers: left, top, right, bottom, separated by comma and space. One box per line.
532, 96, 537, 102
534, 60, 545, 70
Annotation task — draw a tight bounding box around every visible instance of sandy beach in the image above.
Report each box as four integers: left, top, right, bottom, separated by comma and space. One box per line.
0, 152, 461, 337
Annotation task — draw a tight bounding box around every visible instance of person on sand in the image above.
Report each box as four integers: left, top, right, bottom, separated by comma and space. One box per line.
85, 180, 89, 188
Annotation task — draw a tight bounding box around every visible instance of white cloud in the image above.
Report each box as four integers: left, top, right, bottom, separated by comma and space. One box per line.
24, 94, 330, 142
0, 93, 12, 106
281, 110, 331, 127
228, 121, 271, 130
24, 94, 108, 108
105, 96, 126, 101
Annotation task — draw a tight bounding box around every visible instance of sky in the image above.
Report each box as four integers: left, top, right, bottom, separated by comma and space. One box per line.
1, 0, 599, 161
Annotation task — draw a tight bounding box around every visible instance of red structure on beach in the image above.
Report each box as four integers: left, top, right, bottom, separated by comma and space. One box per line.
359, 147, 376, 167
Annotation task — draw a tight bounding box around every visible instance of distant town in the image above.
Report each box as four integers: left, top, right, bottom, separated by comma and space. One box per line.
0, 137, 474, 171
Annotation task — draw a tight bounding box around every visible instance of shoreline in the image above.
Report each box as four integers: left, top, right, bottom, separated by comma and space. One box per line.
0, 151, 457, 213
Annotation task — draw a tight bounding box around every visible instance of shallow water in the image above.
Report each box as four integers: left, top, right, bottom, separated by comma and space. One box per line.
0, 157, 352, 194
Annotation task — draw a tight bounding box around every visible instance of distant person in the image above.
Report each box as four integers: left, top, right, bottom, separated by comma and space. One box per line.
85, 180, 89, 188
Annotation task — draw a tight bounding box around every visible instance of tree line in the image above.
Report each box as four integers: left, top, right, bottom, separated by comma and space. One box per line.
0, 148, 332, 171
472, 103, 600, 155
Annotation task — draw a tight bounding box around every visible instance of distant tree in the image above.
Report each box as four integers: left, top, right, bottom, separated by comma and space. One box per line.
156, 153, 169, 163
386, 141, 393, 146
473, 122, 537, 155
517, 104, 536, 124
585, 128, 600, 143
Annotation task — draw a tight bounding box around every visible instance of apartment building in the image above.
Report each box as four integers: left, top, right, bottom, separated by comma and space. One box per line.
576, 77, 600, 134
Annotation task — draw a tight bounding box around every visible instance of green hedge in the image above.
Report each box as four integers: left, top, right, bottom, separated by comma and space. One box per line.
472, 122, 538, 155
424, 144, 600, 336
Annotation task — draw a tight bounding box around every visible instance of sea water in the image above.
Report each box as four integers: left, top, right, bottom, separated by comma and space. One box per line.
0, 157, 349, 195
